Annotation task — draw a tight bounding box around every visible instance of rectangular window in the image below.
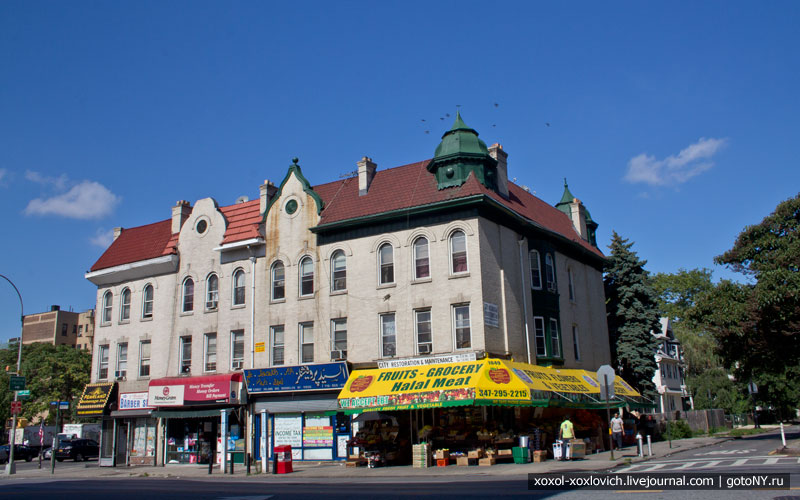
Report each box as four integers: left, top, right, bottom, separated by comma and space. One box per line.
231, 330, 244, 369
300, 323, 314, 363
180, 337, 192, 374
572, 325, 580, 361
529, 250, 542, 289
72, 324, 77, 334
549, 318, 561, 358
143, 285, 154, 319
568, 269, 575, 301
545, 254, 556, 291
534, 317, 546, 357
380, 313, 396, 357
99, 345, 109, 379
78, 325, 83, 334
62, 323, 68, 336
271, 326, 285, 366
331, 319, 347, 354
139, 341, 151, 378
453, 305, 471, 349
116, 343, 128, 377
272, 265, 285, 301
415, 309, 432, 354
205, 333, 217, 372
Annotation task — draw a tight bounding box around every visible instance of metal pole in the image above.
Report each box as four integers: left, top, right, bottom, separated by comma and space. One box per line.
604, 374, 614, 461
646, 435, 652, 456
1, 275, 24, 476
780, 422, 786, 447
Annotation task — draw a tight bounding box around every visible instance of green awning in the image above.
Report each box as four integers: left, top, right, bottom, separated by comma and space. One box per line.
152, 409, 224, 419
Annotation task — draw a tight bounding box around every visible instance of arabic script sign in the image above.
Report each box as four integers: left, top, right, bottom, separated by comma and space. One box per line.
244, 362, 349, 394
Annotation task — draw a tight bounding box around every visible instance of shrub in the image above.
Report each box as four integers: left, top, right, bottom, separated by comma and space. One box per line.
666, 420, 693, 439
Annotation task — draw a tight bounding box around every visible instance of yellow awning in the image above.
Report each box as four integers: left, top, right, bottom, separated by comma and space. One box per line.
337, 358, 640, 412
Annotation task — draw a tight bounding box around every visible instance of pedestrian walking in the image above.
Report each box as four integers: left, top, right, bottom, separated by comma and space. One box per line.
611, 412, 625, 449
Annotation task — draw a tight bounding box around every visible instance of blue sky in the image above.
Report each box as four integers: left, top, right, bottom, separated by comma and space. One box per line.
1, 1, 798, 343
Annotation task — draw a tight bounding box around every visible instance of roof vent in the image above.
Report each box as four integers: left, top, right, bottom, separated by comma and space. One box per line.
236, 195, 249, 204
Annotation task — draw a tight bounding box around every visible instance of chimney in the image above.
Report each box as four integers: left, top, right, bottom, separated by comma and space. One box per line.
357, 157, 377, 196
569, 198, 589, 241
172, 200, 192, 233
113, 227, 123, 241
50, 305, 60, 312
488, 143, 509, 197
260, 180, 278, 214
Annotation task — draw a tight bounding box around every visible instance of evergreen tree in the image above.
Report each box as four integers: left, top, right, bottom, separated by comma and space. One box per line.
604, 231, 661, 400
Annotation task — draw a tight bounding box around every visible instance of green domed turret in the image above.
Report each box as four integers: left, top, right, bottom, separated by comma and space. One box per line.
427, 111, 498, 190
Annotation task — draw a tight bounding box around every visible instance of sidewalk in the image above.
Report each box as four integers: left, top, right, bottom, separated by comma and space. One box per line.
0, 434, 735, 482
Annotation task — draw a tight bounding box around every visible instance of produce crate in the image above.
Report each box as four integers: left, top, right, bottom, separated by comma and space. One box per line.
467, 450, 484, 459
457, 457, 477, 466
412, 443, 431, 468
436, 459, 449, 467
478, 458, 496, 466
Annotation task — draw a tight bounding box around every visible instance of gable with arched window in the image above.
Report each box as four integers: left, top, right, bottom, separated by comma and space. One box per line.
102, 290, 113, 324
378, 243, 394, 285
450, 230, 468, 274
271, 261, 285, 301
206, 273, 219, 310
120, 288, 131, 322
331, 250, 346, 292
299, 256, 314, 297
232, 268, 246, 306
182, 277, 194, 313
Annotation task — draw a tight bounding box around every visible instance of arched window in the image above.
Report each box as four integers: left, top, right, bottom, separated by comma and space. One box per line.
271, 261, 285, 301
529, 250, 542, 289
120, 288, 131, 321
142, 284, 154, 319
102, 291, 113, 324
378, 243, 394, 285
182, 277, 194, 312
206, 273, 219, 310
299, 257, 314, 296
232, 269, 246, 306
413, 237, 430, 279
450, 230, 468, 274
545, 254, 556, 291
331, 251, 346, 291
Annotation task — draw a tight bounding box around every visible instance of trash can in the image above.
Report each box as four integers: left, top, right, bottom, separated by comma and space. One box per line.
518, 435, 530, 449
273, 445, 293, 474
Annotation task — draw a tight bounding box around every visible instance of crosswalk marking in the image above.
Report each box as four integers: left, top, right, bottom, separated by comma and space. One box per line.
696, 460, 721, 468
638, 463, 667, 472
729, 458, 748, 467
615, 454, 798, 473
673, 461, 698, 469
763, 457, 780, 465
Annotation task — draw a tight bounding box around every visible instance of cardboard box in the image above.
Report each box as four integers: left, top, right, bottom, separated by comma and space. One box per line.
467, 450, 483, 459
533, 450, 546, 463
434, 450, 450, 460
497, 449, 512, 456
457, 457, 477, 466
478, 458, 496, 466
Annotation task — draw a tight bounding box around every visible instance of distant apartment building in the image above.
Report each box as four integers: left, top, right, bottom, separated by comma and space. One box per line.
22, 305, 95, 349
652, 317, 688, 413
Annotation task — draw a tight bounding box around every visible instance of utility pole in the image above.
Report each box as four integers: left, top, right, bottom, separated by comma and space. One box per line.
1, 274, 24, 476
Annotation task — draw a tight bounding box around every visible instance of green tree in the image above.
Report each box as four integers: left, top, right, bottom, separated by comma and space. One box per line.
687, 367, 750, 414
651, 269, 720, 377
604, 231, 661, 399
696, 193, 800, 419
0, 343, 91, 426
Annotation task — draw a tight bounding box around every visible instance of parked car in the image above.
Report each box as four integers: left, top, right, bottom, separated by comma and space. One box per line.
42, 447, 52, 459
55, 439, 99, 462
0, 444, 36, 463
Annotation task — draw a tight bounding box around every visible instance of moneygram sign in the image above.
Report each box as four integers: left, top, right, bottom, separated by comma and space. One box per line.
148, 385, 185, 406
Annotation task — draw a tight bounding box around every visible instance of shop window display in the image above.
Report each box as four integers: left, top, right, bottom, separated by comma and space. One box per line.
165, 420, 214, 464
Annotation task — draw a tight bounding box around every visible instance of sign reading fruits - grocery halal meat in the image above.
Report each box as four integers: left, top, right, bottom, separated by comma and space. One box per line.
338, 359, 534, 411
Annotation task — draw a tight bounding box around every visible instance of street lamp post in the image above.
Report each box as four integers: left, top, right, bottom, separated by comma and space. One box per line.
1, 274, 24, 475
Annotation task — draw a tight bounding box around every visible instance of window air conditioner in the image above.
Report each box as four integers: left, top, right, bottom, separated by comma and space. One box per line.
181, 365, 191, 374
547, 282, 557, 292
114, 370, 126, 380
418, 345, 432, 355
232, 360, 244, 370
206, 301, 217, 310
330, 350, 346, 361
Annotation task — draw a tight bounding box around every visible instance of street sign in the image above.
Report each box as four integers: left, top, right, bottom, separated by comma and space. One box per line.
10, 401, 22, 415
15, 390, 30, 399
58, 401, 69, 410
9, 376, 25, 391
597, 365, 616, 400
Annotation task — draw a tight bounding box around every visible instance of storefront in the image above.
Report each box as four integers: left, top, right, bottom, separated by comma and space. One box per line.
108, 392, 156, 466
75, 382, 117, 467
338, 358, 643, 464
244, 362, 350, 464
147, 373, 244, 467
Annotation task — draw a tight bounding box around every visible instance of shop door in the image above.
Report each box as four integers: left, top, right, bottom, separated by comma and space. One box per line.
115, 422, 128, 466
99, 418, 115, 467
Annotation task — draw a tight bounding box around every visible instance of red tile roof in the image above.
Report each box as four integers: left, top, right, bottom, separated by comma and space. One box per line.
220, 199, 262, 244
89, 220, 175, 272
315, 160, 604, 258
90, 160, 602, 272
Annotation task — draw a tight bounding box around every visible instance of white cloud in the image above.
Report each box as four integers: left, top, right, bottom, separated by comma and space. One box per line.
25, 180, 121, 219
25, 170, 69, 190
89, 228, 115, 248
624, 137, 727, 187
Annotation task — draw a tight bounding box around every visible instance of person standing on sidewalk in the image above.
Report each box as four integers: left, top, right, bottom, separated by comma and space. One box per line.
559, 415, 575, 441
611, 413, 625, 449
